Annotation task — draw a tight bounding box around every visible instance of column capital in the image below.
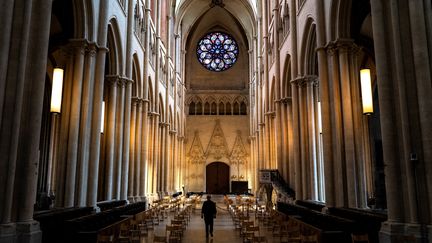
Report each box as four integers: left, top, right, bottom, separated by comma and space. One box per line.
86, 42, 98, 56
69, 39, 88, 55
121, 77, 134, 84
265, 111, 276, 118
280, 97, 292, 104
148, 111, 160, 117
131, 97, 143, 104
325, 38, 359, 55
169, 129, 177, 135
105, 75, 121, 86
159, 122, 170, 127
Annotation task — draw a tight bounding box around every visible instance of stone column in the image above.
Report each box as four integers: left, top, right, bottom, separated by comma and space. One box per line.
291, 78, 302, 199
140, 100, 149, 200
0, 0, 14, 122
128, 98, 138, 201
326, 44, 345, 207
153, 113, 161, 194
134, 99, 143, 201
76, 42, 97, 206
121, 78, 132, 201
305, 76, 318, 200
122, 0, 135, 203
408, 0, 432, 222
298, 79, 308, 199
87, 0, 109, 208
55, 54, 74, 207
104, 76, 119, 200
337, 40, 358, 207
0, 0, 52, 241
114, 79, 125, 199
64, 41, 86, 207
146, 113, 153, 195
289, 0, 301, 200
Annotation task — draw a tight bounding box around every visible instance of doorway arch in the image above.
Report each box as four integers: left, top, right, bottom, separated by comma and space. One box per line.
206, 162, 230, 194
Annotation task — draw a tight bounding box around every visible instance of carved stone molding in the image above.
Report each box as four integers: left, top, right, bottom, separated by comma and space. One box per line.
205, 120, 229, 160
187, 131, 206, 164
230, 131, 248, 165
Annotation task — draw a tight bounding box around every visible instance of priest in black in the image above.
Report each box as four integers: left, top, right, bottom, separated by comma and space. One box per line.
201, 195, 217, 237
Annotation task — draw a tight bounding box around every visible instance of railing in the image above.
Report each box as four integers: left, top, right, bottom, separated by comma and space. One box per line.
259, 169, 295, 198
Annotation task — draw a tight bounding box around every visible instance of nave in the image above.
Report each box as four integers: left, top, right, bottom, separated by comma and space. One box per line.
129, 195, 277, 243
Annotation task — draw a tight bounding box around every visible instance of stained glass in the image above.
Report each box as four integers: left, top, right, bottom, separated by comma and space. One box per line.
196, 32, 239, 72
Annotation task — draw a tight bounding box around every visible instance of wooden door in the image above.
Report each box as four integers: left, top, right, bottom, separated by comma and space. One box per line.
206, 162, 229, 194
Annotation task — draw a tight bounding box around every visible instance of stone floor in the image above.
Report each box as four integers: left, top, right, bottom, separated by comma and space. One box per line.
141, 195, 278, 243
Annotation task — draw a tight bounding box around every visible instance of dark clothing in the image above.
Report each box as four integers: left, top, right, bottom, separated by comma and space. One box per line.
201, 199, 217, 237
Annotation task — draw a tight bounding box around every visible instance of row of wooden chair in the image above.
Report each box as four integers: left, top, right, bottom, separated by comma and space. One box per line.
153, 204, 192, 243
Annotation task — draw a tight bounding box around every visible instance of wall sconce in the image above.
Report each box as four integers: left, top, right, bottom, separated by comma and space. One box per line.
50, 68, 64, 113
231, 175, 237, 179
100, 101, 105, 133
317, 101, 322, 134
360, 69, 373, 114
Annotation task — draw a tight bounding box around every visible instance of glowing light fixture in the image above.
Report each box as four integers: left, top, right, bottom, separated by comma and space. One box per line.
50, 68, 64, 113
360, 69, 373, 114
101, 101, 105, 133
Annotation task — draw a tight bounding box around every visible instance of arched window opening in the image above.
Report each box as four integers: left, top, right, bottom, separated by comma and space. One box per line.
240, 102, 247, 115
211, 102, 217, 115
233, 102, 240, 115
189, 102, 196, 115
218, 102, 225, 115
196, 102, 203, 115
226, 102, 232, 115
204, 102, 210, 115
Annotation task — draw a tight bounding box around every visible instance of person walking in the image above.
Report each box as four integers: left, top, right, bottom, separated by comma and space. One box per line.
201, 195, 217, 238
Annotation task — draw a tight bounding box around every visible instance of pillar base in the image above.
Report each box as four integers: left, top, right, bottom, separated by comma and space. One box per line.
0, 223, 16, 243
2, 220, 43, 243
16, 220, 41, 243
379, 221, 431, 242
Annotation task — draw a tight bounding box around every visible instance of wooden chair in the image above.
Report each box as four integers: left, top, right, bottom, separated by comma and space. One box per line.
351, 233, 369, 243
253, 236, 268, 243
97, 234, 114, 243
153, 235, 167, 243
301, 234, 319, 243
166, 225, 181, 243
244, 225, 260, 242
280, 225, 301, 243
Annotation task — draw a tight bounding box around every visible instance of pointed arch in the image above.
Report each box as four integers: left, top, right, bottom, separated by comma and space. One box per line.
106, 18, 124, 75
71, 0, 95, 39
132, 53, 141, 98
158, 94, 165, 121
282, 55, 292, 98
147, 77, 154, 111
329, 0, 352, 40
299, 17, 318, 76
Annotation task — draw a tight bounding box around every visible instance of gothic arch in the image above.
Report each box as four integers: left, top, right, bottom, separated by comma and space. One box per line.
158, 94, 165, 121
299, 17, 317, 76
148, 77, 154, 111
329, 0, 352, 40
282, 56, 292, 98
64, 0, 95, 40
132, 54, 141, 98
270, 76, 276, 111
106, 18, 124, 75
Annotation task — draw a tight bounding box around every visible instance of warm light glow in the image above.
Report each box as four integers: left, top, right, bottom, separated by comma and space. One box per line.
50, 68, 64, 113
100, 101, 105, 133
360, 69, 374, 114
317, 101, 322, 134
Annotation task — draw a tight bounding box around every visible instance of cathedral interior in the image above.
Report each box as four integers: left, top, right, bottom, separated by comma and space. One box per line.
0, 0, 431, 242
